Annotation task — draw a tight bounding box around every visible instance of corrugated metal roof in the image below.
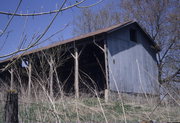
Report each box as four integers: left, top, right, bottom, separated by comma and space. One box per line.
0, 20, 159, 64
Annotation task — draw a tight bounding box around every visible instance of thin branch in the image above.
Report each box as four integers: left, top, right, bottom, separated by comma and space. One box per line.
78, 45, 85, 57
0, 0, 90, 16
159, 38, 176, 63
0, 0, 22, 37
17, 15, 29, 50
76, 0, 103, 8
0, 0, 102, 58
94, 53, 106, 77
0, 31, 12, 51
34, 24, 69, 46
93, 37, 105, 52
0, 0, 67, 58
68, 48, 75, 58
163, 68, 180, 83
149, 93, 168, 117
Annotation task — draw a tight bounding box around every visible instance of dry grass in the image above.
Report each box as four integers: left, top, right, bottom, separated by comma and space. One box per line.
0, 88, 179, 123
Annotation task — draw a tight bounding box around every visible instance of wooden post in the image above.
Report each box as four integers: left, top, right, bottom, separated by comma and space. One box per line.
10, 67, 14, 90
104, 89, 108, 103
104, 39, 109, 102
93, 36, 109, 102
28, 61, 32, 97
49, 56, 54, 97
74, 47, 79, 99
4, 91, 19, 123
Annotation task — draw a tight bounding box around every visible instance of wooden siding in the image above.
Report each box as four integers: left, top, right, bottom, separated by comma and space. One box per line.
107, 24, 159, 95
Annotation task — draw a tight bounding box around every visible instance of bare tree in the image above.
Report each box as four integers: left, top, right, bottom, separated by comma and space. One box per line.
73, 2, 121, 35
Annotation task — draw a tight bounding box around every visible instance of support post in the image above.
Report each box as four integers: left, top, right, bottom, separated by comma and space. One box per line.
10, 67, 14, 90
28, 61, 32, 97
49, 56, 54, 97
4, 91, 19, 123
74, 47, 79, 99
93, 36, 109, 102
104, 39, 109, 102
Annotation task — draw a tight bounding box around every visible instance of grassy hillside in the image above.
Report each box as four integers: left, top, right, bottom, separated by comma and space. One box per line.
0, 95, 179, 123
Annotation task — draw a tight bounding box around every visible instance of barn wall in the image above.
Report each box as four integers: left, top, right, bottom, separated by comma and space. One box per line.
107, 24, 159, 95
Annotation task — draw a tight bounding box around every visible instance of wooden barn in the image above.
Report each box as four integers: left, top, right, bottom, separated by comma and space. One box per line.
0, 21, 160, 100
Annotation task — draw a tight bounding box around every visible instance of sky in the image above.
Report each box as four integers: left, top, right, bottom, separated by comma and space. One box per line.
0, 0, 109, 60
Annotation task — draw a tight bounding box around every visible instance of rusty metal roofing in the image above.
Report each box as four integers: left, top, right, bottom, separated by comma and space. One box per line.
0, 20, 158, 64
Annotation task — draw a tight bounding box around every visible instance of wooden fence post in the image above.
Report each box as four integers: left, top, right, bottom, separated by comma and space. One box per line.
4, 90, 19, 123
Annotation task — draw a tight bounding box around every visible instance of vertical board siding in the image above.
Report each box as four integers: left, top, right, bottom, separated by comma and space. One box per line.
107, 24, 159, 95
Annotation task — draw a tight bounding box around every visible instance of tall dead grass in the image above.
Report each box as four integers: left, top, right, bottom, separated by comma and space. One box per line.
0, 82, 179, 123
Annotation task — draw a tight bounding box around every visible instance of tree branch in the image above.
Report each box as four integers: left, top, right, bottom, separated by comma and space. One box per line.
159, 38, 176, 63
0, 0, 22, 37
0, 0, 102, 58
0, 0, 67, 58
0, 0, 103, 16
75, 0, 103, 8
163, 68, 180, 83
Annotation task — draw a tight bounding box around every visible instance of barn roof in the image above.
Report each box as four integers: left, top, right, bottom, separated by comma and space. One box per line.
0, 21, 159, 64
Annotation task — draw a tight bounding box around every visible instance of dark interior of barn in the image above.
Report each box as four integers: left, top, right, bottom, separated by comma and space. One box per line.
58, 38, 106, 96
0, 37, 107, 97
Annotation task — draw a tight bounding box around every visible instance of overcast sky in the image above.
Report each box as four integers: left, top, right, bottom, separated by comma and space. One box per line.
0, 0, 108, 60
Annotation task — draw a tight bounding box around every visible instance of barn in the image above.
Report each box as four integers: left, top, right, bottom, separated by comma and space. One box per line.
0, 21, 160, 100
